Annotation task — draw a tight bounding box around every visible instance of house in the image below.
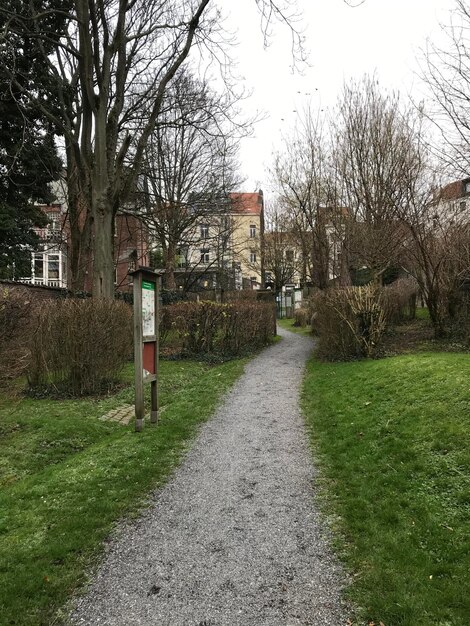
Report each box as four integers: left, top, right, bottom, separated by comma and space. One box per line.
17, 199, 149, 293
170, 190, 265, 291
229, 191, 265, 289
434, 178, 470, 226
20, 202, 68, 288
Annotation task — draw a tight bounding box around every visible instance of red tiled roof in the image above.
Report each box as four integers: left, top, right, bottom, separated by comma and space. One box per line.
229, 192, 263, 215
439, 180, 465, 201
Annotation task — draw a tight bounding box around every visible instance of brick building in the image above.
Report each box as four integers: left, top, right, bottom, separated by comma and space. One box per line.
17, 202, 149, 293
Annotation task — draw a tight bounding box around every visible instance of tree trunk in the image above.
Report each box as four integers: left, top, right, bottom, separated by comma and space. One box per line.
426, 290, 446, 339
92, 200, 115, 299
70, 218, 92, 292
69, 197, 92, 292
164, 241, 177, 290
66, 155, 92, 293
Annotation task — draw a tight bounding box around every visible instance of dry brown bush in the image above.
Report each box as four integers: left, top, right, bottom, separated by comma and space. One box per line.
28, 299, 132, 396
0, 287, 35, 388
160, 300, 274, 357
293, 307, 309, 327
449, 287, 470, 345
383, 278, 418, 325
223, 290, 258, 302
311, 286, 387, 360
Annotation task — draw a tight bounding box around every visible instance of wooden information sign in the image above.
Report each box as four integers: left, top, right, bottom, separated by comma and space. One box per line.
130, 267, 161, 432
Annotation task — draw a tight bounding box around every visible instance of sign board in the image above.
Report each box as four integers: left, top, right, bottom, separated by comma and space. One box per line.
130, 267, 161, 432
143, 342, 156, 377
142, 280, 156, 337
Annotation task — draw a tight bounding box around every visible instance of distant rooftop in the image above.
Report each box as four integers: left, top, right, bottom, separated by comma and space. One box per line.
229, 191, 264, 215
438, 178, 470, 201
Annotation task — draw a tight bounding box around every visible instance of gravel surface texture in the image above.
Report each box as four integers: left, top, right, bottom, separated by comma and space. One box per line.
70, 327, 349, 626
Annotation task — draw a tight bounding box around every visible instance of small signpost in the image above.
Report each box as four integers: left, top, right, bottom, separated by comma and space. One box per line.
131, 267, 161, 432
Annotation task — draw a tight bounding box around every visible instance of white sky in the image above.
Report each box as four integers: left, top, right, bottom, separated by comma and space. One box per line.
219, 0, 456, 197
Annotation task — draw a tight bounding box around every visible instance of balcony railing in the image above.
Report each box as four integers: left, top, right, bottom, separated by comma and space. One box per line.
18, 277, 65, 288
36, 228, 63, 242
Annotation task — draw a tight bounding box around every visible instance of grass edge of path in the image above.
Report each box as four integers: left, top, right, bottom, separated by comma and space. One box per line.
301, 351, 470, 626
0, 358, 248, 625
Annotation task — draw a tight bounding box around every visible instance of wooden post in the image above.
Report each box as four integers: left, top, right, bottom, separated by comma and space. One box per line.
133, 270, 144, 432
130, 267, 161, 432
150, 275, 160, 424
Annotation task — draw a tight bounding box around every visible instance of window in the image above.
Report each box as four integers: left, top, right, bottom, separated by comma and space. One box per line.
200, 224, 209, 238
48, 256, 60, 280
250, 250, 257, 263
465, 182, 470, 193
460, 201, 467, 212
200, 248, 210, 263
285, 249, 294, 263
34, 254, 44, 279
249, 224, 256, 238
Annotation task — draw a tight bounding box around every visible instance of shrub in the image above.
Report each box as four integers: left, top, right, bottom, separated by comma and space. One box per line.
382, 277, 418, 325
161, 289, 188, 305
0, 287, 34, 388
449, 285, 470, 346
223, 290, 258, 302
293, 307, 309, 327
311, 285, 387, 361
160, 300, 275, 358
28, 299, 132, 396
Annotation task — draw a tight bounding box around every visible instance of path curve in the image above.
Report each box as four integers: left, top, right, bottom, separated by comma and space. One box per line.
71, 327, 348, 625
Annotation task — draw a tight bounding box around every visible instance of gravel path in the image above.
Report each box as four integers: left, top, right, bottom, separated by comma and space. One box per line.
70, 327, 348, 626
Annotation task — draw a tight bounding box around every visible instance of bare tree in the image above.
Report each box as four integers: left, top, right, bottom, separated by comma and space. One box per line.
414, 0, 470, 334
1, 0, 304, 298
399, 177, 470, 337
336, 74, 470, 337
271, 109, 334, 288
334, 77, 425, 285
263, 203, 299, 292
423, 0, 470, 177
135, 71, 243, 289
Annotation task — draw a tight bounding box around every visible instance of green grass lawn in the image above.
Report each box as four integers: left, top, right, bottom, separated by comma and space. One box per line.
0, 358, 246, 625
277, 317, 312, 336
302, 352, 470, 626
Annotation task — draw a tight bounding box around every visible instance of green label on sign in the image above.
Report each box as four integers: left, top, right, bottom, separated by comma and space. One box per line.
142, 280, 155, 290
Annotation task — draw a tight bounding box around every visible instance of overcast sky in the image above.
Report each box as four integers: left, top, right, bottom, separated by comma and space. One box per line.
220, 0, 456, 196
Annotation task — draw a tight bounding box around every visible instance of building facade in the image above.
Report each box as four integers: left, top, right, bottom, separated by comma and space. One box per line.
171, 190, 265, 291
20, 203, 68, 288
17, 202, 149, 293
435, 178, 470, 226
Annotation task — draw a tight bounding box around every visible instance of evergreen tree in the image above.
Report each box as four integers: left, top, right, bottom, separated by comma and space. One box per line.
0, 1, 63, 278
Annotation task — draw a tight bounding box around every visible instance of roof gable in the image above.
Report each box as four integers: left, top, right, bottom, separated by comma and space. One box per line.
229, 192, 263, 215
